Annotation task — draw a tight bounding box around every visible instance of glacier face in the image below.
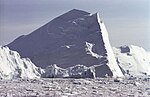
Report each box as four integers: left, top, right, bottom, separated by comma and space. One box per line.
0, 46, 43, 79
7, 9, 123, 77
42, 64, 95, 78
113, 45, 150, 76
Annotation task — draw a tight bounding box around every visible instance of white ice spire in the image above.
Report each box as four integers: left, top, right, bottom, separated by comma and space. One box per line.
96, 13, 124, 77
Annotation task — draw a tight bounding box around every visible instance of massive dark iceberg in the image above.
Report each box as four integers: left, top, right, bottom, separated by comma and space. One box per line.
7, 9, 123, 77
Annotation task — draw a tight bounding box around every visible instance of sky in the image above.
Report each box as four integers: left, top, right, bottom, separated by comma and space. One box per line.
0, 0, 150, 50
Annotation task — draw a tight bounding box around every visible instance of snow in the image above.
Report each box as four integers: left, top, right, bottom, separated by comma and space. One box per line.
65, 46, 70, 49
113, 45, 150, 76
96, 13, 124, 77
0, 46, 43, 79
72, 21, 77, 25
85, 42, 102, 59
61, 45, 75, 49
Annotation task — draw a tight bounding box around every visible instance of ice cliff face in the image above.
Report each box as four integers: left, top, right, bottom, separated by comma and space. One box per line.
42, 64, 95, 78
43, 64, 68, 78
7, 9, 123, 77
0, 46, 43, 79
113, 45, 150, 76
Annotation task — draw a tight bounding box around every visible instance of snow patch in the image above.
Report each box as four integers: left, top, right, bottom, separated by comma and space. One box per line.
85, 42, 102, 59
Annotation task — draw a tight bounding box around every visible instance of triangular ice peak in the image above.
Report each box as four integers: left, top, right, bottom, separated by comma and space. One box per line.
67, 9, 90, 15
52, 9, 90, 22
7, 9, 124, 77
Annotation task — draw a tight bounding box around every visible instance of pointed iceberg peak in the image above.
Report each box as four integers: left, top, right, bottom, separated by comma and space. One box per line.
67, 9, 90, 15
52, 9, 90, 22
7, 9, 124, 78
96, 12, 103, 24
62, 9, 90, 17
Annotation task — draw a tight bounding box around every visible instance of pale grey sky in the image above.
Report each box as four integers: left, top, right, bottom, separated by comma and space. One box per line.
0, 0, 150, 50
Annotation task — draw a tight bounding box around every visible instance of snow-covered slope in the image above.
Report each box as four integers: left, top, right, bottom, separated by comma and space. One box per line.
113, 45, 150, 76
0, 46, 43, 79
7, 9, 123, 77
